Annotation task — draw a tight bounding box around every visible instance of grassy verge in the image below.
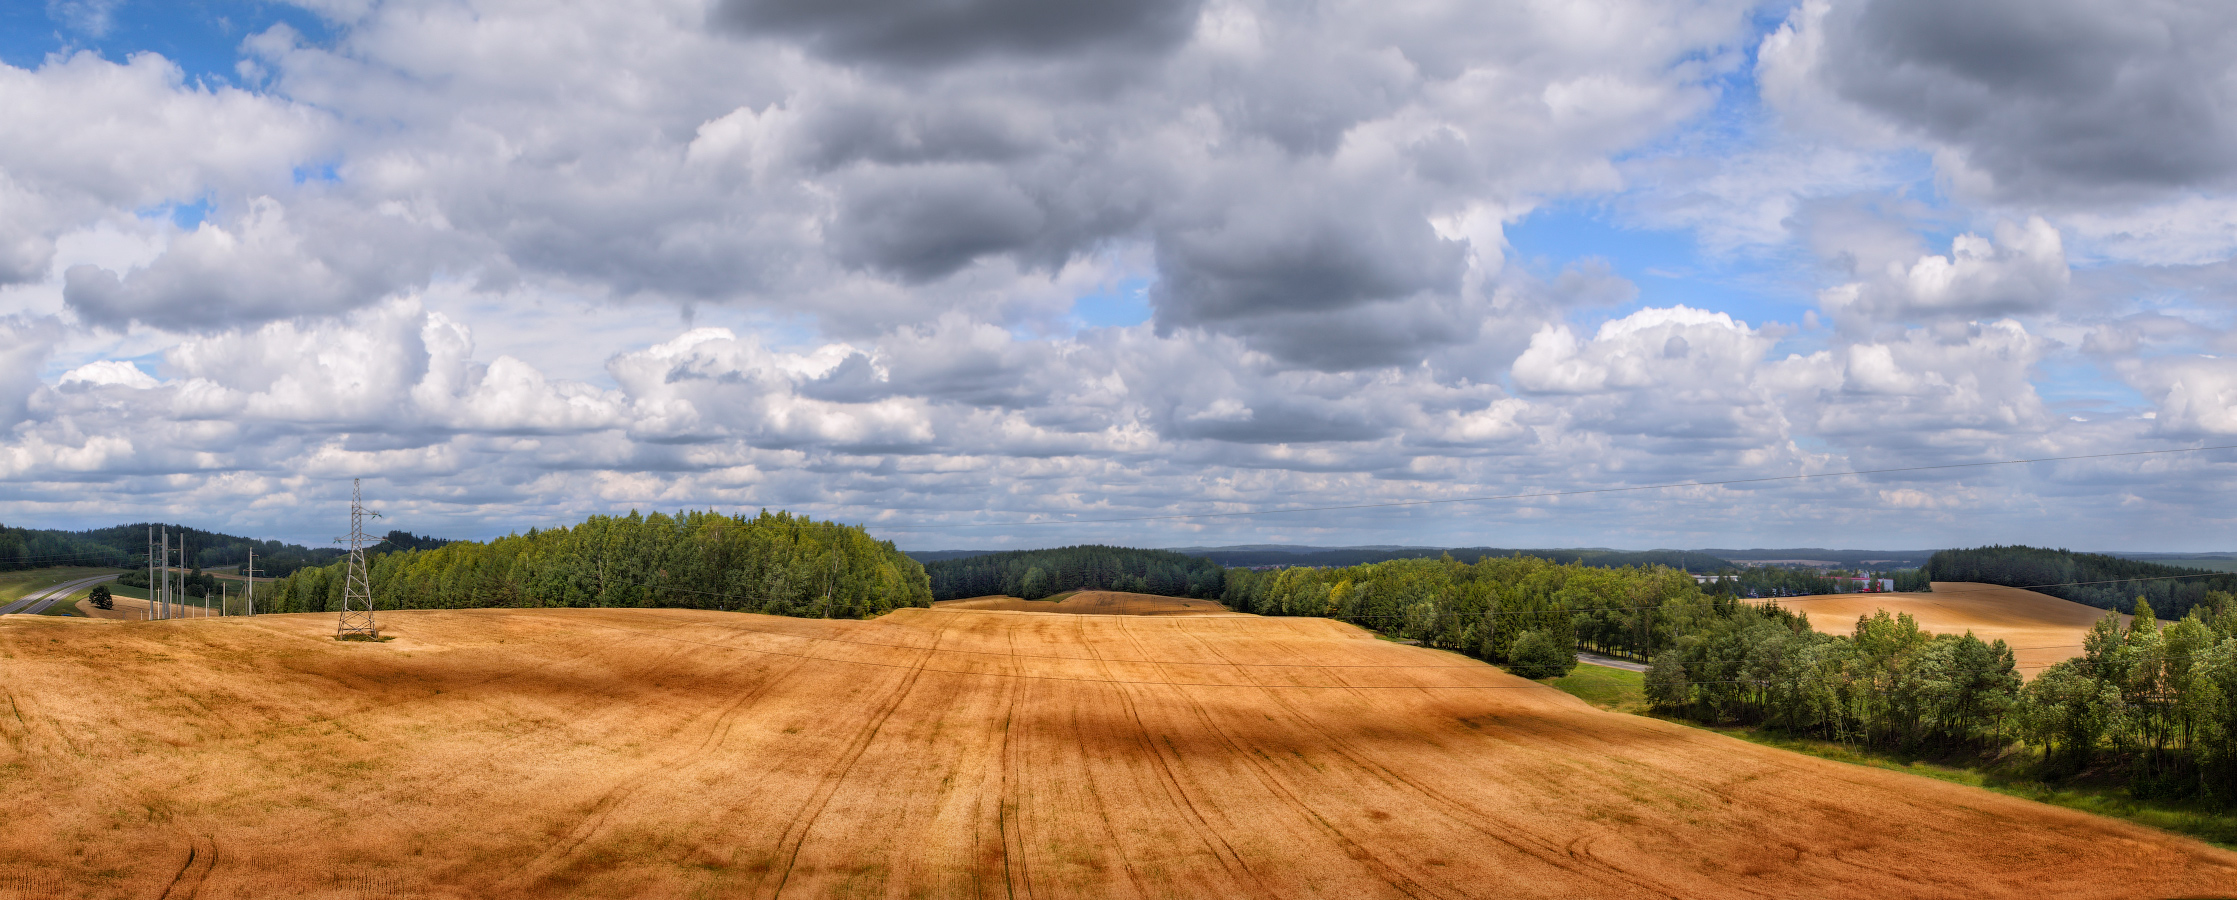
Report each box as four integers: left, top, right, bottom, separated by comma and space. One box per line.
1540, 662, 2237, 850
36, 587, 90, 616
1544, 663, 1646, 714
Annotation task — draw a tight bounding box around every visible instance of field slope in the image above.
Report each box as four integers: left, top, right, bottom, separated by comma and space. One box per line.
932, 589, 1243, 615
1, 606, 2232, 898
1777, 581, 2135, 673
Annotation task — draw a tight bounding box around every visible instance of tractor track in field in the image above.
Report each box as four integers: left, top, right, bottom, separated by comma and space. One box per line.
766, 614, 950, 899
1073, 616, 1273, 898
1155, 619, 1709, 900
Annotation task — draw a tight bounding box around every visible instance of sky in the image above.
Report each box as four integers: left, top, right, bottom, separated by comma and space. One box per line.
2, 0, 2235, 552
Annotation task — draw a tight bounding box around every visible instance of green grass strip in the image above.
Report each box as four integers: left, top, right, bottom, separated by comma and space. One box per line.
1545, 662, 2237, 851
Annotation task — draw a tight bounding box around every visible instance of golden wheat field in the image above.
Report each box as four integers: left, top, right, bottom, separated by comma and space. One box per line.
1776, 581, 2139, 674
2, 600, 2234, 899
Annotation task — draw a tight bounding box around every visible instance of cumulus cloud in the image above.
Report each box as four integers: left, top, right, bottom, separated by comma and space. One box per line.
0, 51, 331, 289
1818, 217, 2069, 323
2123, 356, 2237, 437
61, 197, 452, 330
57, 359, 157, 389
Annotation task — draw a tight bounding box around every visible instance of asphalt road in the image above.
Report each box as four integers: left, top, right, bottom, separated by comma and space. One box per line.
1576, 650, 1649, 673
0, 574, 121, 616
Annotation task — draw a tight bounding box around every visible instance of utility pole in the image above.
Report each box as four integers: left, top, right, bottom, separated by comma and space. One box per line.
159, 527, 170, 620
336, 479, 382, 640
245, 548, 258, 616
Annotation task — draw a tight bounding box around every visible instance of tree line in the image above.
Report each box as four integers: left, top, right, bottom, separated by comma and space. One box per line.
923, 545, 1226, 601
1219, 554, 1725, 674
257, 510, 931, 617
1647, 594, 2237, 806
0, 523, 133, 571
1927, 545, 2232, 620
2, 522, 345, 578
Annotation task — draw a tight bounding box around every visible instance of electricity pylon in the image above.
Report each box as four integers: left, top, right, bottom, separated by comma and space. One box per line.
336, 479, 382, 639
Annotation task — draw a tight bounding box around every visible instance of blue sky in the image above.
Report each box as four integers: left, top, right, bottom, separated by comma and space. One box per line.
1, 0, 2233, 552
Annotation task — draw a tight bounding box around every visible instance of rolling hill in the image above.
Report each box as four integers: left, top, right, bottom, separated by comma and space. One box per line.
1771, 581, 2135, 674
0, 605, 2231, 898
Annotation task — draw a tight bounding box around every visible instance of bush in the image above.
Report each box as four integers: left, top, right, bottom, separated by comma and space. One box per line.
88, 584, 113, 610
1506, 628, 1576, 679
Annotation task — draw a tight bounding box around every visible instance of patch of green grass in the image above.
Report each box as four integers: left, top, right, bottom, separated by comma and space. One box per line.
1544, 663, 1646, 714
1699, 726, 2237, 851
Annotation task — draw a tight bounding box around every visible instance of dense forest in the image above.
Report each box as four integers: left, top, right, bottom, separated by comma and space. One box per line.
923, 545, 1226, 601
1648, 595, 2237, 807
0, 523, 134, 570
1927, 545, 2233, 620
0, 521, 346, 576
258, 510, 930, 617
1220, 554, 1716, 666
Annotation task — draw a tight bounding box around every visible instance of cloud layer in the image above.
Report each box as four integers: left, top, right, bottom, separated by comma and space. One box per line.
1, 0, 2234, 551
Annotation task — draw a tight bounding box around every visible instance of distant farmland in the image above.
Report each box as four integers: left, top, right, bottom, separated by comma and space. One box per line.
1775, 581, 2137, 675
2, 605, 2232, 897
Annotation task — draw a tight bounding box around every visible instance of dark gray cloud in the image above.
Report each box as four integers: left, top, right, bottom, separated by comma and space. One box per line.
831, 164, 1049, 280
713, 0, 1203, 67
1820, 0, 2237, 199
1150, 200, 1467, 325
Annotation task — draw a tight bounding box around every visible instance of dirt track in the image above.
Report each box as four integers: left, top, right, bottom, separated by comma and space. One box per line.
934, 590, 1243, 615
1, 605, 2232, 899
1776, 581, 2136, 674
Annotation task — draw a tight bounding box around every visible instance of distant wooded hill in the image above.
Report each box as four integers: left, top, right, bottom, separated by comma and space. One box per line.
1, 522, 343, 577
1697, 548, 1939, 569
909, 545, 1960, 573
1180, 546, 1738, 573
1927, 545, 2235, 620
922, 545, 1226, 601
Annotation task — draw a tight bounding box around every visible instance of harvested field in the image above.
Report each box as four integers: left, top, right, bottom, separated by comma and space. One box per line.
1777, 581, 2135, 674
2, 606, 2234, 899
932, 589, 1242, 615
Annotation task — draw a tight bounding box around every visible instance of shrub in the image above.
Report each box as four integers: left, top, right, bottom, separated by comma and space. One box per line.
1506, 628, 1576, 679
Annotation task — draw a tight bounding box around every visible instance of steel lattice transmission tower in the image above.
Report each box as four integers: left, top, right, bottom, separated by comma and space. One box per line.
336, 478, 383, 640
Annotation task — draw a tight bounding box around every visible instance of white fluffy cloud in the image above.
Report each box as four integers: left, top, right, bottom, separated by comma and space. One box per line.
1818, 218, 2070, 324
